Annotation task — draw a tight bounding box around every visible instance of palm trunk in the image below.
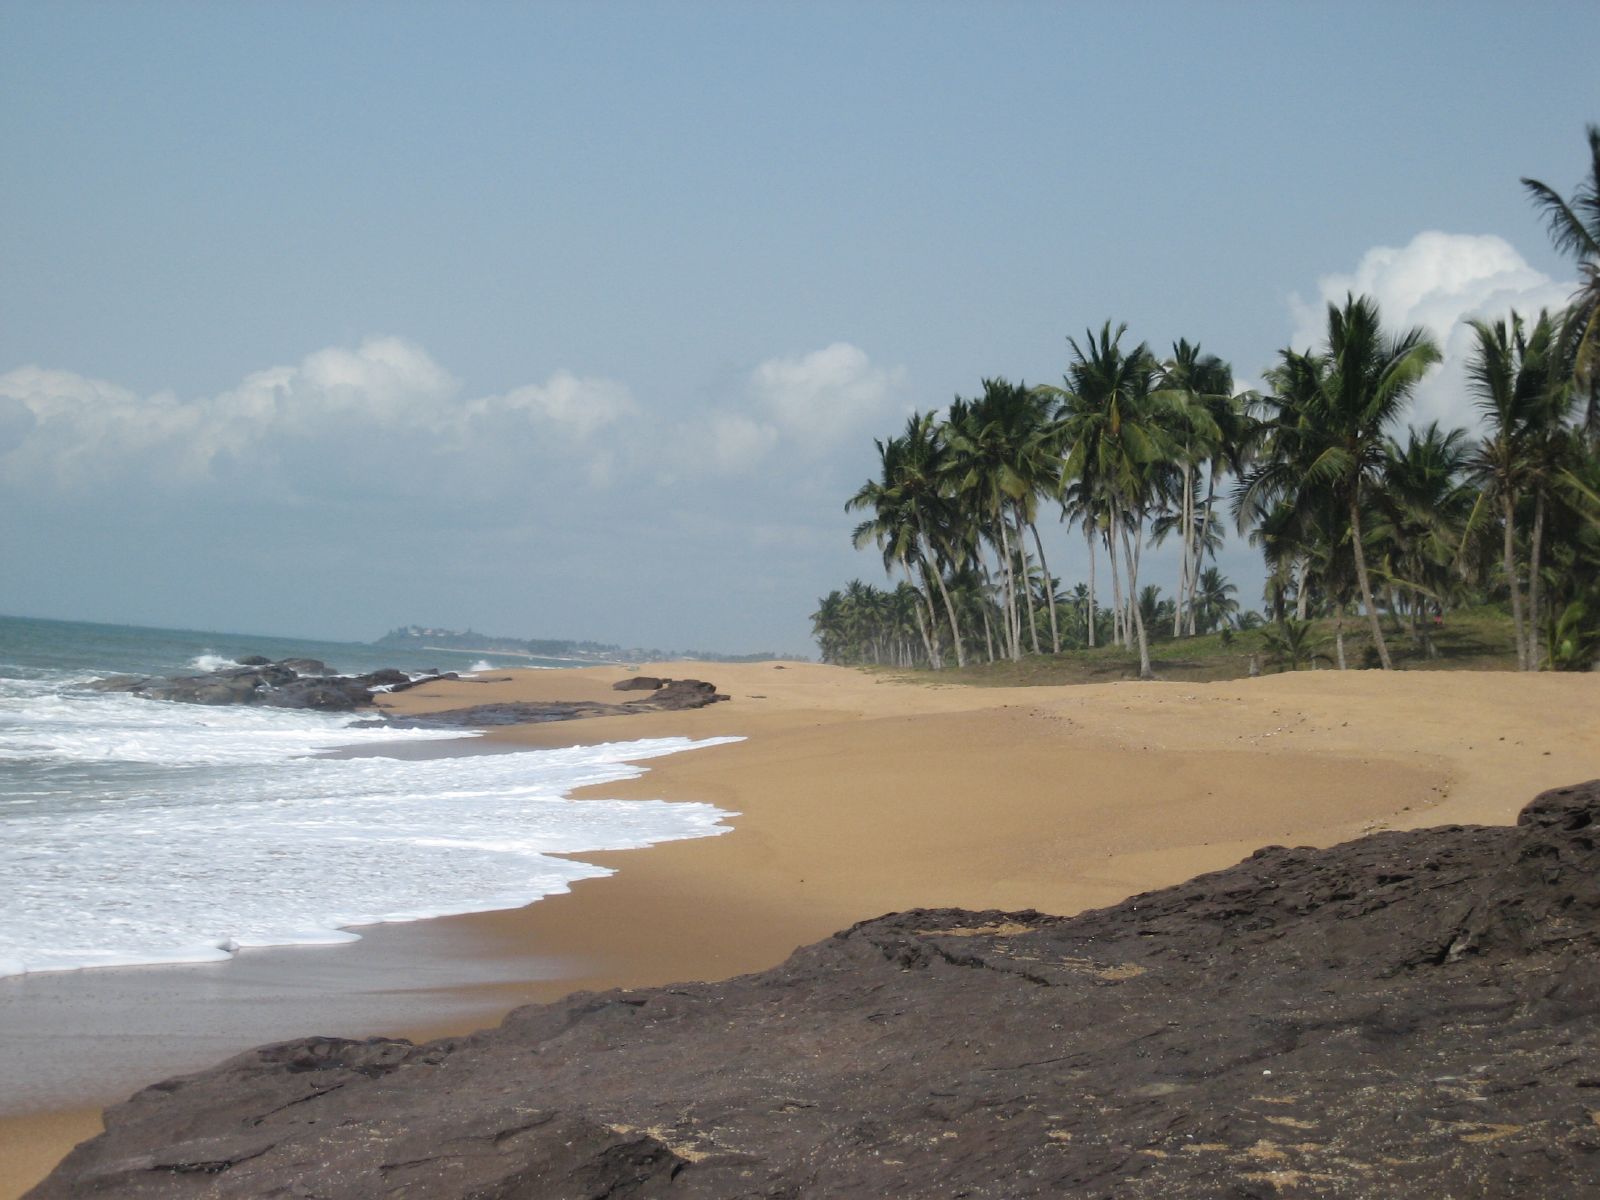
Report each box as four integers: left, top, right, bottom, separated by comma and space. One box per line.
917, 563, 945, 671
1385, 584, 1405, 636
1525, 490, 1545, 670
1105, 517, 1126, 649
1334, 606, 1347, 670
1016, 509, 1041, 656
1175, 461, 1192, 638
1128, 515, 1144, 645
1189, 470, 1217, 636
981, 604, 995, 663
919, 521, 966, 669
1121, 519, 1153, 680
1349, 494, 1393, 670
996, 515, 1021, 661
1502, 493, 1527, 670
1295, 558, 1310, 621
1029, 520, 1061, 654
1085, 524, 1097, 648
901, 554, 939, 670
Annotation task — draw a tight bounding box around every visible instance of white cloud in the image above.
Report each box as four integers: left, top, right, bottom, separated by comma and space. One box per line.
475, 370, 637, 441
687, 342, 908, 474
749, 342, 908, 446
1288, 231, 1575, 431
0, 338, 637, 495
706, 413, 781, 473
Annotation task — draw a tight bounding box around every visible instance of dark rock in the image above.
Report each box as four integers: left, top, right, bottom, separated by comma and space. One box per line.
612, 675, 666, 691
384, 672, 459, 695
631, 678, 727, 710
354, 668, 409, 688
35, 781, 1600, 1199
256, 680, 366, 712
384, 679, 730, 730
83, 675, 149, 693
380, 701, 627, 728
234, 656, 270, 667
85, 661, 424, 714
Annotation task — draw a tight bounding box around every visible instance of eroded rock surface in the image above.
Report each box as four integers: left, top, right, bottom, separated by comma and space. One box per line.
379, 679, 730, 729
34, 782, 1600, 1198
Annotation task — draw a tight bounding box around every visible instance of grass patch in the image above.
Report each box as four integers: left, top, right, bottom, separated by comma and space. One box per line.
877, 605, 1522, 687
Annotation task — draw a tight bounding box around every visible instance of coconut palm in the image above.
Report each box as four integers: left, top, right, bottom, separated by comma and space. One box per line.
1376, 422, 1475, 656
943, 380, 1061, 659
847, 417, 958, 668
1155, 340, 1237, 635
1241, 297, 1440, 669
1522, 124, 1600, 436
1041, 323, 1168, 679
1464, 311, 1561, 667
1191, 567, 1240, 634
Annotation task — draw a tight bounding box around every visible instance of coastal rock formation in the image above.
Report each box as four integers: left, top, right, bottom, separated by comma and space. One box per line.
377, 680, 731, 729
612, 675, 666, 691
34, 782, 1600, 1199
88, 660, 454, 712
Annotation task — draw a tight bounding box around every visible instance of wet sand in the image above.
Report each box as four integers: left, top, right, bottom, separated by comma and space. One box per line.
4, 662, 1597, 1196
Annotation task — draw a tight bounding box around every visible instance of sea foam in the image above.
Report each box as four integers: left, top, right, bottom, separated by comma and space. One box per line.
0, 673, 738, 977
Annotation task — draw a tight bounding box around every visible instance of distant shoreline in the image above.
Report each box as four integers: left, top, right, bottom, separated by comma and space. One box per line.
417, 644, 620, 665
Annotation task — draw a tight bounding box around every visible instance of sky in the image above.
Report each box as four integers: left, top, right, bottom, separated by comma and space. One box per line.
1, 1, 1596, 654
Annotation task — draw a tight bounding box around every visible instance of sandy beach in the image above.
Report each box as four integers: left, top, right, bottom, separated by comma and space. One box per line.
5, 662, 1598, 1196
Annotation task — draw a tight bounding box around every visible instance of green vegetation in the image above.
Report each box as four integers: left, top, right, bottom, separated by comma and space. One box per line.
863, 604, 1529, 688
814, 127, 1600, 676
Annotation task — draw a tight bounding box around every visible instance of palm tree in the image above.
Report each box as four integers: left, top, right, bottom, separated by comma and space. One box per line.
1464, 311, 1559, 668
1522, 124, 1600, 436
943, 380, 1063, 659
1155, 340, 1236, 635
1377, 422, 1474, 657
1191, 567, 1240, 634
847, 417, 960, 668
810, 589, 847, 663
1262, 617, 1331, 672
1242, 297, 1440, 670
1041, 323, 1168, 679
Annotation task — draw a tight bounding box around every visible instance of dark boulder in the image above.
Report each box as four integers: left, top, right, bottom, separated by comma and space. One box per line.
37, 781, 1600, 1199
640, 678, 728, 709
235, 656, 271, 667
277, 658, 329, 675
612, 676, 666, 691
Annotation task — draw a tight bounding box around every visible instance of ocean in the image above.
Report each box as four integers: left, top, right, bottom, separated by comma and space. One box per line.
0, 614, 737, 978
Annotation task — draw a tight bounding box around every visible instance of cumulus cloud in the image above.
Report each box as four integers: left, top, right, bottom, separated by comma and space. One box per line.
0, 338, 636, 496
689, 342, 908, 474
1288, 231, 1575, 430
475, 370, 637, 441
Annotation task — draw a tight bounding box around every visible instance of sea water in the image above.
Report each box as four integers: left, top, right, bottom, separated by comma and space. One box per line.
0, 614, 737, 977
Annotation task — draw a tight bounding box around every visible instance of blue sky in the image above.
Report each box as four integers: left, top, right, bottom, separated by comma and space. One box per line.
2, 2, 1596, 652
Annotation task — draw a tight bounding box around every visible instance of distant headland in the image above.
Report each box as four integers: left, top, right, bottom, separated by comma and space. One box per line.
374, 625, 801, 665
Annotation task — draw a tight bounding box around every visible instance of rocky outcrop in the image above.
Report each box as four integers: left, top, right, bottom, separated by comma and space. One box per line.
34, 781, 1600, 1198
612, 675, 666, 691
378, 681, 731, 730
88, 660, 455, 713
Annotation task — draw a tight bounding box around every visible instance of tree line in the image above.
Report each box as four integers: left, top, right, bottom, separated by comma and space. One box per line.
813, 126, 1600, 674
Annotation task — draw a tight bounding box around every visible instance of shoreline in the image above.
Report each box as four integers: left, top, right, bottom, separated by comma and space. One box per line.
6, 663, 1599, 1197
